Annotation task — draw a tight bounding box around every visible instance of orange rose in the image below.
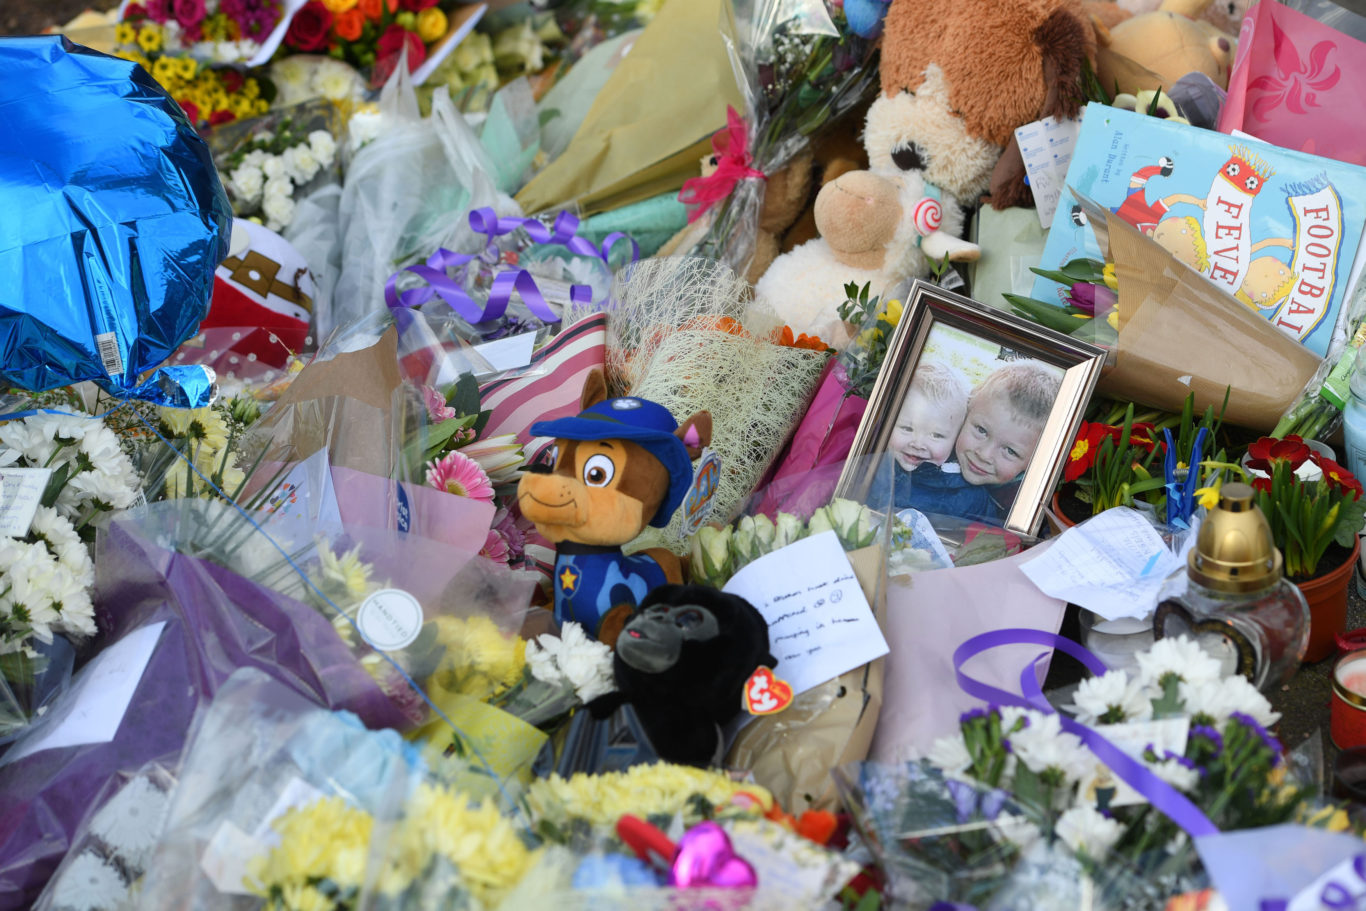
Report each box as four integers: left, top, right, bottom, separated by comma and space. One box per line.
335, 8, 364, 40
358, 0, 382, 19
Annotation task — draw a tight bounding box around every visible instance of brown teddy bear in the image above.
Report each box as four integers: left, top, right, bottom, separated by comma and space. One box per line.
867, 0, 1096, 210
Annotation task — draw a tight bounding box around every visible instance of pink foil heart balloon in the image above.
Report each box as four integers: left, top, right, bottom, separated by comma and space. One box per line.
668, 822, 757, 889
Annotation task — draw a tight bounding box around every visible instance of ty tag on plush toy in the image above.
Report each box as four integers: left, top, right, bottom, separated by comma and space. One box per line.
744, 666, 793, 715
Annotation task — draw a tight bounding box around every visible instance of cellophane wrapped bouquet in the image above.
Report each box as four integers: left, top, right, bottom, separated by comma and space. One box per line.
836, 636, 1349, 910
688, 0, 879, 278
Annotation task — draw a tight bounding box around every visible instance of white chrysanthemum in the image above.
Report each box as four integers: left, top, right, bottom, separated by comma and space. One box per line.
63, 467, 139, 513
1146, 757, 1200, 793
263, 194, 296, 232
1068, 670, 1153, 725
308, 130, 337, 167
1055, 804, 1124, 859
1179, 675, 1280, 728
347, 109, 384, 151
230, 164, 264, 204
51, 851, 128, 911
994, 812, 1044, 854
524, 638, 563, 686
526, 622, 614, 702
1134, 636, 1223, 689
90, 776, 171, 867
998, 705, 1032, 736
926, 733, 973, 775
1006, 711, 1092, 785
312, 58, 362, 101
261, 156, 286, 180
0, 417, 61, 465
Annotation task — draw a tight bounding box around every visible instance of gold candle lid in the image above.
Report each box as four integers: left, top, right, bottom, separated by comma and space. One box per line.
1188, 482, 1282, 593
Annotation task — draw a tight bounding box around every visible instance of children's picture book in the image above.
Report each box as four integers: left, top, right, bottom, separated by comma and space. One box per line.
1032, 102, 1366, 357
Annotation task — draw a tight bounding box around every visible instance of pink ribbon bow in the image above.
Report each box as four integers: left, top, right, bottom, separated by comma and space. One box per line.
678, 105, 765, 224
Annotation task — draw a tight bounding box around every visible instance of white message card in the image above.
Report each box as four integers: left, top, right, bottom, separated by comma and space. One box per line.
723, 531, 889, 696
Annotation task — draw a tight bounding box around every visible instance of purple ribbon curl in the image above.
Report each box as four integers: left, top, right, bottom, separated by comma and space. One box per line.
383, 208, 639, 324
953, 628, 1219, 840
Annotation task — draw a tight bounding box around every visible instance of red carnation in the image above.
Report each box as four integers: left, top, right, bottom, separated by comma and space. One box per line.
285, 0, 334, 52
373, 24, 425, 85
209, 109, 237, 126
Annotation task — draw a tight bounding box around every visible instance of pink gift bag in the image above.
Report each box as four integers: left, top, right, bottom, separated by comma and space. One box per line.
1219, 0, 1366, 166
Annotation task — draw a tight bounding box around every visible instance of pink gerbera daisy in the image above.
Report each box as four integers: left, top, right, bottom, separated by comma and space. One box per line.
426, 451, 494, 501
480, 528, 511, 565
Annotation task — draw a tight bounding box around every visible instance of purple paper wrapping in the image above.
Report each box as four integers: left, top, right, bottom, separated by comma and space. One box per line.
0, 519, 408, 909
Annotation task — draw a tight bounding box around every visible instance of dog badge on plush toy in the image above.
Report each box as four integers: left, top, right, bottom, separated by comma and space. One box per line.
518, 369, 712, 645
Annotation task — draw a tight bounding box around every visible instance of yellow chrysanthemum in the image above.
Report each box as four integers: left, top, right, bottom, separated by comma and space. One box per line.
150, 56, 179, 86
417, 7, 448, 43
115, 22, 137, 45
247, 796, 374, 897
318, 543, 374, 599
431, 615, 527, 699
380, 784, 538, 903
116, 49, 154, 71
526, 763, 772, 830
243, 78, 261, 100
136, 26, 163, 53
159, 406, 229, 452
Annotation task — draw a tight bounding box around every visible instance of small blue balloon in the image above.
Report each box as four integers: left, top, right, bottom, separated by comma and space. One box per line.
0, 37, 230, 406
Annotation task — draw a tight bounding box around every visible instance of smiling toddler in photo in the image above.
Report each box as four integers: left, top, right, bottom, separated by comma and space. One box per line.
889, 362, 968, 474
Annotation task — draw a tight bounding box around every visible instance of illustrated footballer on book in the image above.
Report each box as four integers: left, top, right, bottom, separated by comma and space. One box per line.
1034, 104, 1366, 357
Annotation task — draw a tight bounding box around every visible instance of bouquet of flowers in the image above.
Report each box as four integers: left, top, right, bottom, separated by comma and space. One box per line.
211, 101, 341, 232
115, 0, 294, 66
687, 0, 879, 278
283, 0, 472, 89
1004, 257, 1120, 348
111, 36, 273, 129
836, 636, 1340, 911
690, 497, 876, 587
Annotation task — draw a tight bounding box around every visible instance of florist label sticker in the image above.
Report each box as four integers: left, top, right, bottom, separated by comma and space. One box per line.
722, 531, 888, 697
2, 621, 166, 767
356, 588, 423, 652
0, 467, 53, 537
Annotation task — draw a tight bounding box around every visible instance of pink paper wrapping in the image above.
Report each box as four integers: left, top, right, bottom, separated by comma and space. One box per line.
1219, 0, 1366, 166
869, 544, 1067, 762
330, 465, 495, 553
751, 360, 867, 519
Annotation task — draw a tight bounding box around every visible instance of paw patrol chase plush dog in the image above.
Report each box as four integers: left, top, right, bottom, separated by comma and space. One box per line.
518, 369, 712, 645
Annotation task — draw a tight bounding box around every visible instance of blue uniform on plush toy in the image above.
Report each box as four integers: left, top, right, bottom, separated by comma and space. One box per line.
517, 368, 711, 646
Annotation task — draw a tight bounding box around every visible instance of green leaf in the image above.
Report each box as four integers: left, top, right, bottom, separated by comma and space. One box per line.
448, 373, 482, 416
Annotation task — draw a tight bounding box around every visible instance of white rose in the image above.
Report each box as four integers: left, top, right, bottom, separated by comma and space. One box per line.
262, 193, 295, 231
229, 165, 263, 204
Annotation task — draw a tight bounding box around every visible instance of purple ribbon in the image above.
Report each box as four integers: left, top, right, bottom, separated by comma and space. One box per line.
953, 628, 1220, 839
383, 208, 639, 324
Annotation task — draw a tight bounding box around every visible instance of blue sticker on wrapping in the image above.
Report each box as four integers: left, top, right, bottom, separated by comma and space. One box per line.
0, 37, 230, 400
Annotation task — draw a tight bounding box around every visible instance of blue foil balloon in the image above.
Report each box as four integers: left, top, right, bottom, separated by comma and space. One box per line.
0, 37, 230, 407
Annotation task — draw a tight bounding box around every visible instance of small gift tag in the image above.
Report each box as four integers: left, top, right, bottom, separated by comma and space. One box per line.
743, 666, 793, 715
680, 447, 722, 538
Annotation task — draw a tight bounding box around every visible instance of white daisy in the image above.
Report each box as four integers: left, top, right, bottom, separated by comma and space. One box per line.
926, 732, 973, 776
1007, 711, 1092, 786
50, 851, 127, 911
1134, 636, 1223, 690
1055, 804, 1124, 858
1146, 757, 1200, 793
1179, 675, 1280, 728
1067, 670, 1153, 725
89, 776, 171, 868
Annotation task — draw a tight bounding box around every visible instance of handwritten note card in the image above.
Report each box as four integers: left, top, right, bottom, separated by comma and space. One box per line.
722, 531, 889, 696
2, 621, 166, 766
0, 467, 53, 537
1020, 507, 1184, 621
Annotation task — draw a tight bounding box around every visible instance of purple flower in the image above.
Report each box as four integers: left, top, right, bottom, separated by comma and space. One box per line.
1191, 724, 1223, 754
1230, 712, 1283, 763
960, 707, 989, 725
1068, 282, 1118, 317
946, 778, 977, 823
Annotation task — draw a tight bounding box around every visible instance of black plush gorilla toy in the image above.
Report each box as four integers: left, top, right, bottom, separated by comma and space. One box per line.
587, 584, 776, 767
